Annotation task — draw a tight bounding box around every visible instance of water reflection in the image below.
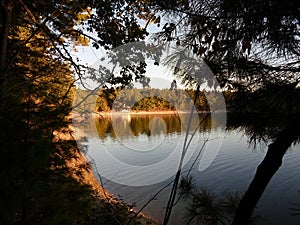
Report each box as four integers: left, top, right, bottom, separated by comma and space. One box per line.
95, 113, 214, 141
84, 113, 300, 225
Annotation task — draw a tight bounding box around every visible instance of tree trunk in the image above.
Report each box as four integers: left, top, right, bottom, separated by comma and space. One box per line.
232, 117, 300, 225
0, 0, 9, 104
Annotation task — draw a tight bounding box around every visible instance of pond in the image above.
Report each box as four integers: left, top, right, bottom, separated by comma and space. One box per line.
78, 112, 300, 225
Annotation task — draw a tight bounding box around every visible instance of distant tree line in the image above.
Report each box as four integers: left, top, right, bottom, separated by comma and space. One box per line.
92, 87, 226, 112
77, 87, 300, 113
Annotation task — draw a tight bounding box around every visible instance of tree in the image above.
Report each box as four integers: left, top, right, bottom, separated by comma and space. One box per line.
0, 0, 159, 103
149, 0, 300, 224
0, 1, 158, 225
2, 0, 298, 224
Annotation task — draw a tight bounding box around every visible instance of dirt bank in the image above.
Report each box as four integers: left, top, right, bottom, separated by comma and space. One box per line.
52, 121, 160, 225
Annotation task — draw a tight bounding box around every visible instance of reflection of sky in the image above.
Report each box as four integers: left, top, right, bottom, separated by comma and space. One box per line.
86, 119, 300, 224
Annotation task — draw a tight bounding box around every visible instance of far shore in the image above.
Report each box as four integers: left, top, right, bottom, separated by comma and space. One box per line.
93, 110, 208, 117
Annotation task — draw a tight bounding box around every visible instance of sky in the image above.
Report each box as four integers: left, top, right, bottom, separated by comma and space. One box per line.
72, 44, 185, 90
69, 14, 189, 90
70, 15, 214, 91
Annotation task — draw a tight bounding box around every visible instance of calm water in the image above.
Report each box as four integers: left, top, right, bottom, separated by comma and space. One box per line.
79, 113, 300, 225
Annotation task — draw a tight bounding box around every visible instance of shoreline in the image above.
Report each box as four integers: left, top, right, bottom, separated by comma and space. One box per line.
54, 116, 160, 225
94, 110, 211, 117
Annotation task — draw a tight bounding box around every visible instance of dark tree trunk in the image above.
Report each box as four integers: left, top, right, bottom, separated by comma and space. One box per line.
232, 117, 300, 225
0, 0, 9, 104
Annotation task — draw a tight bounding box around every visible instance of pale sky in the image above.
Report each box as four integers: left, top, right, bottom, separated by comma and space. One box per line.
70, 14, 187, 90
72, 44, 186, 90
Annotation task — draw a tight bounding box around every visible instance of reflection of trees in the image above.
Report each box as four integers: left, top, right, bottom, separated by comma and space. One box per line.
226, 102, 300, 225
129, 116, 152, 136
95, 117, 116, 140
169, 111, 299, 225
290, 191, 300, 216
94, 114, 214, 140
232, 115, 300, 224
179, 177, 258, 225
226, 113, 290, 143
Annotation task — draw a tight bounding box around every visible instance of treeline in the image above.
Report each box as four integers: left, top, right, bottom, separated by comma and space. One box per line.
75, 87, 300, 114
80, 88, 226, 112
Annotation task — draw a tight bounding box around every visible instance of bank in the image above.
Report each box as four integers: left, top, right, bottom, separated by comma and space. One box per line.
53, 122, 160, 225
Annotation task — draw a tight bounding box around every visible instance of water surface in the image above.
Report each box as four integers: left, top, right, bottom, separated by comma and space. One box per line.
81, 113, 300, 225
